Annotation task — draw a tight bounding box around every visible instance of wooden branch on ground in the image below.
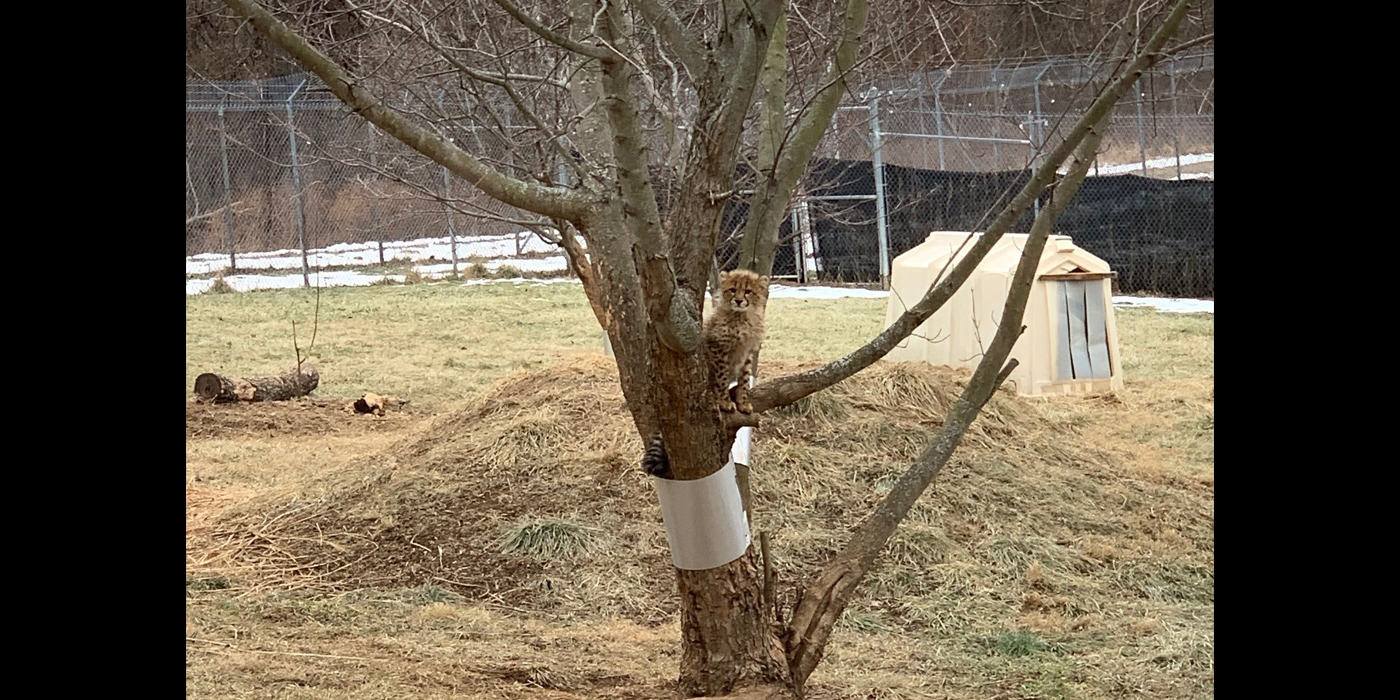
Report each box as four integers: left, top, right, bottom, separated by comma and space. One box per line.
194, 367, 319, 403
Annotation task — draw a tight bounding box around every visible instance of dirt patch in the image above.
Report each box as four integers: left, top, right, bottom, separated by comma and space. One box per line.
186, 397, 420, 440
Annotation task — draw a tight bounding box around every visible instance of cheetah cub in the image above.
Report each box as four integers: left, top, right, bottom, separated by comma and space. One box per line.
704, 269, 769, 414
641, 270, 769, 478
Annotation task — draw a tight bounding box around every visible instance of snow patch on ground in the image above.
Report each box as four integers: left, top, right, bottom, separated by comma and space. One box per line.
186, 273, 1213, 314
1112, 295, 1213, 314
1067, 152, 1213, 177
186, 231, 563, 275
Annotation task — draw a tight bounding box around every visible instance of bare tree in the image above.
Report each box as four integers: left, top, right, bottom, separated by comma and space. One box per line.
210, 0, 1201, 696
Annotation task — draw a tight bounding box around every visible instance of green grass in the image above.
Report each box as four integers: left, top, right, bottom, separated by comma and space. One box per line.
186, 283, 1209, 408
185, 281, 892, 408
500, 519, 604, 561
1114, 307, 1214, 382
989, 629, 1052, 657
186, 282, 599, 407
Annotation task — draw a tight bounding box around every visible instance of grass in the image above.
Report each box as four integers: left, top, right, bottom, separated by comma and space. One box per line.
184, 281, 895, 409
206, 274, 236, 294
500, 519, 603, 561
988, 629, 1052, 657
186, 280, 1213, 700
185, 282, 598, 408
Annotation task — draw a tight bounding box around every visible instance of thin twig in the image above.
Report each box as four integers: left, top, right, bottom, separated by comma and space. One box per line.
292, 320, 303, 372
184, 637, 379, 662
760, 530, 777, 624
1159, 33, 1214, 57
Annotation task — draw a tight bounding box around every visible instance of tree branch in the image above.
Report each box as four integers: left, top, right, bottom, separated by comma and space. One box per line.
360, 2, 584, 183
219, 0, 588, 223
782, 1, 1189, 688
185, 200, 244, 226
555, 218, 612, 331
785, 69, 1131, 693
662, 0, 785, 294
486, 0, 612, 60
747, 0, 1195, 414
595, 2, 700, 353
739, 0, 869, 273
630, 0, 709, 77
1160, 32, 1214, 57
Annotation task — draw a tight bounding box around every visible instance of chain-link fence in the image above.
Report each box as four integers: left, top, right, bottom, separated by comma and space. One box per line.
763, 52, 1214, 297
187, 51, 1213, 297
185, 75, 552, 290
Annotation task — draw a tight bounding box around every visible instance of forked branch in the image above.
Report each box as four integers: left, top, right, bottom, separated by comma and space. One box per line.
739, 0, 869, 271
219, 0, 589, 222
746, 0, 1195, 415
486, 0, 612, 60
631, 0, 709, 76
782, 1, 1191, 687
596, 1, 700, 353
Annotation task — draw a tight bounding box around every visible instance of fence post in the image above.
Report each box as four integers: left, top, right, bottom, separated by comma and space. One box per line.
442, 164, 459, 278
1170, 57, 1181, 180
915, 73, 931, 168
1028, 111, 1041, 219
1031, 61, 1052, 218
933, 71, 949, 170
790, 208, 803, 284
217, 100, 237, 273
368, 122, 384, 265
1135, 77, 1148, 177
286, 79, 310, 288
796, 198, 819, 280
869, 93, 891, 289
992, 59, 1004, 168
436, 91, 460, 278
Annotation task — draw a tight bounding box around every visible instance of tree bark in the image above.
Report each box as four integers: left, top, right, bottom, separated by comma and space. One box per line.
193, 366, 319, 403
676, 548, 790, 697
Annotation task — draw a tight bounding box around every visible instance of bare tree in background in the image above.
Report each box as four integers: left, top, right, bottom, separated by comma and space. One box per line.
208, 0, 1204, 695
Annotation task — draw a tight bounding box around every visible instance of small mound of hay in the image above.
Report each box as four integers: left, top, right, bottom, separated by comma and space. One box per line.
193, 355, 1213, 635
500, 519, 603, 561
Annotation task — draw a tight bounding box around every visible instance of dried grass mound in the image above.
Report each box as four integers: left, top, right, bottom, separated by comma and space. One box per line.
193, 355, 1213, 644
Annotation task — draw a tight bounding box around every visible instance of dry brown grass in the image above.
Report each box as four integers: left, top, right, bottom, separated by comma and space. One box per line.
186, 284, 1212, 699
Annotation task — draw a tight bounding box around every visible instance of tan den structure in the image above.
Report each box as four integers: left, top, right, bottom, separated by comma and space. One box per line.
884, 231, 1124, 396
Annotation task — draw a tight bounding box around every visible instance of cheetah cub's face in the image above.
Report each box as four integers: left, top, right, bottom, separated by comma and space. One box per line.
718, 270, 770, 312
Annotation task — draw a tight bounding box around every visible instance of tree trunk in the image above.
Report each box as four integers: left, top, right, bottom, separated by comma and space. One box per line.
676, 548, 790, 697
193, 366, 319, 403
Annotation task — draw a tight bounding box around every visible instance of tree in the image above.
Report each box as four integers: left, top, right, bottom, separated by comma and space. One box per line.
209, 0, 1205, 696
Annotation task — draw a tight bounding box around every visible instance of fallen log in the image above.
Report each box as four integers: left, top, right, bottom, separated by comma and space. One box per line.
194, 366, 319, 403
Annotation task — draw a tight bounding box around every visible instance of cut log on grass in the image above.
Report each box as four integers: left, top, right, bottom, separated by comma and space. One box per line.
194, 366, 319, 403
